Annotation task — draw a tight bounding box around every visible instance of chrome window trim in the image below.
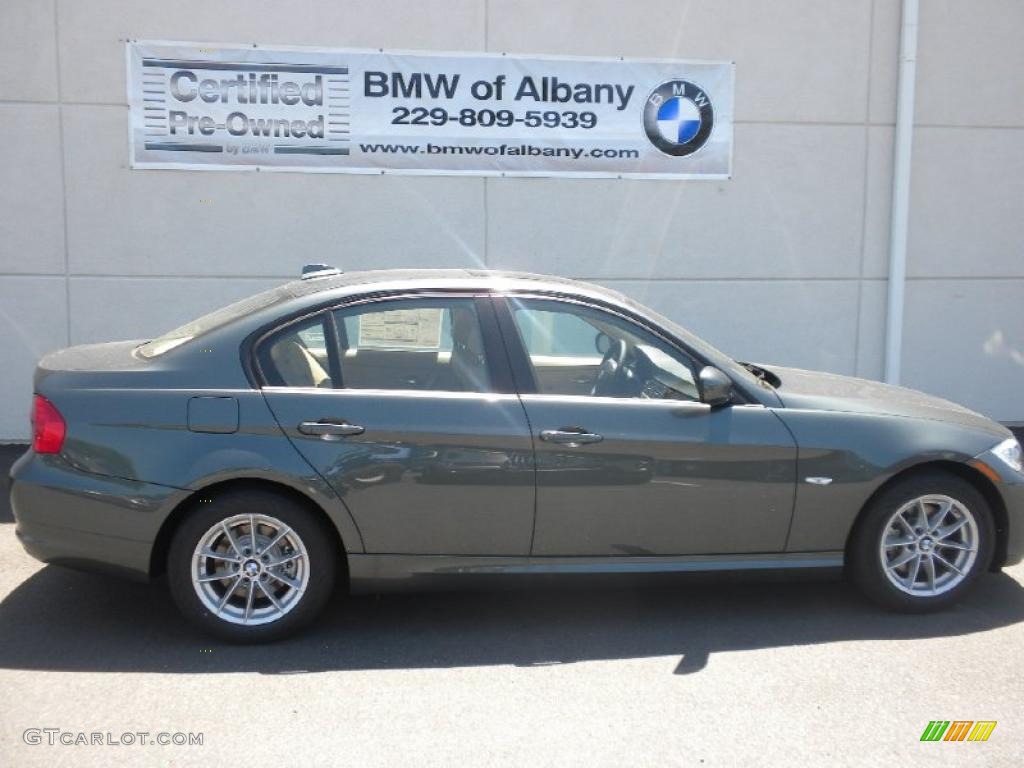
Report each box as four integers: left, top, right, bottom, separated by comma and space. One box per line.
517, 392, 713, 411
260, 385, 523, 403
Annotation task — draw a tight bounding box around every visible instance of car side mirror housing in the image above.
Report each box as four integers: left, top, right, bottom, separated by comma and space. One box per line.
698, 366, 734, 407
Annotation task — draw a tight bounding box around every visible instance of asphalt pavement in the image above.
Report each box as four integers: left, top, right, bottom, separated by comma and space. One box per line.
1, 440, 1022, 766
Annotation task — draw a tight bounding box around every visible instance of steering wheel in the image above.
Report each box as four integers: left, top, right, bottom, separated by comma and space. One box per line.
590, 338, 629, 397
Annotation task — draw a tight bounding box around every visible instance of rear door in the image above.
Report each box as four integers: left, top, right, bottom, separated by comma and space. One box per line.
259, 294, 536, 555
495, 295, 798, 557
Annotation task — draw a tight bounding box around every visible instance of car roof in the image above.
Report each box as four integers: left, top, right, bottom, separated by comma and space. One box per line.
251, 269, 763, 403
279, 268, 619, 300
185, 268, 638, 354
144, 266, 762, 404
144, 268, 635, 362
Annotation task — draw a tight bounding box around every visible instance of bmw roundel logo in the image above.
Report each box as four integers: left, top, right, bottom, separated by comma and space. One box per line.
642, 80, 714, 157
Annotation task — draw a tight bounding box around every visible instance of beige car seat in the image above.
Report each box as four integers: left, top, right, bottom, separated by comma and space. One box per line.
270, 339, 331, 388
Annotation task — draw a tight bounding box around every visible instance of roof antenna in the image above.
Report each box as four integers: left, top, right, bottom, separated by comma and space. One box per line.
301, 264, 342, 280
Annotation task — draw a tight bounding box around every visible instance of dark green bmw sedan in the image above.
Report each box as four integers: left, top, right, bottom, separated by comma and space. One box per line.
9, 267, 1024, 641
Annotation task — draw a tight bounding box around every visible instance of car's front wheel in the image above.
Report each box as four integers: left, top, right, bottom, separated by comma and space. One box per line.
167, 489, 337, 641
848, 471, 994, 612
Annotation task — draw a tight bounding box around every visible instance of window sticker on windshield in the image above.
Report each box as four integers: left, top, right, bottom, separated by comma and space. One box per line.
358, 309, 443, 349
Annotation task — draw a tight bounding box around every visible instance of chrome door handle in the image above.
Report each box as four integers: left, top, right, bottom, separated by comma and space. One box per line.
298, 420, 365, 438
539, 428, 603, 446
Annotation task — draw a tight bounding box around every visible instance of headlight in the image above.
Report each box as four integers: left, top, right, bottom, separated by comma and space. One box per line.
992, 437, 1023, 473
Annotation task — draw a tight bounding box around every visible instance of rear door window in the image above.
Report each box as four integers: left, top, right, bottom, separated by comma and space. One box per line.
333, 298, 493, 393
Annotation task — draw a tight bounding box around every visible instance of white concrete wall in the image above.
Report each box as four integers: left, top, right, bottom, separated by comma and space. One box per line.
0, 0, 1021, 439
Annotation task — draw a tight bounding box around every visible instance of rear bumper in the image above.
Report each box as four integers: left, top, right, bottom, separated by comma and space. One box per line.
9, 450, 185, 580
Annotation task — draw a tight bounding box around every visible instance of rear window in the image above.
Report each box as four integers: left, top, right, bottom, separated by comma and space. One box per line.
136, 286, 289, 358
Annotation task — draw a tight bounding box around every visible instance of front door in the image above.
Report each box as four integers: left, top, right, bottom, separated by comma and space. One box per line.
259, 295, 536, 555
496, 296, 798, 557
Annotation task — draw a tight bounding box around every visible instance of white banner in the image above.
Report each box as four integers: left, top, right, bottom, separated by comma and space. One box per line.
127, 41, 733, 179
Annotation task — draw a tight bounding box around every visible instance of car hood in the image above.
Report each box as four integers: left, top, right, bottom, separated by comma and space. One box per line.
762, 364, 1010, 439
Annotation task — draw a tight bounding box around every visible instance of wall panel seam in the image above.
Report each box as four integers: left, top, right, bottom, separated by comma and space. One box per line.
53, 0, 70, 347
854, 0, 879, 378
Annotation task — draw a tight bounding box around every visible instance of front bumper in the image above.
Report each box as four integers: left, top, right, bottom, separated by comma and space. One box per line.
9, 450, 185, 580
997, 480, 1024, 568
973, 445, 1024, 568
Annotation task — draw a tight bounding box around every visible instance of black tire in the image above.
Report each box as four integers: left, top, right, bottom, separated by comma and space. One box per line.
848, 471, 994, 612
167, 489, 338, 642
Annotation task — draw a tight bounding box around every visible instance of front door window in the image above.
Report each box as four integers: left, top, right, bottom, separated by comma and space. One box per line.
508, 298, 700, 401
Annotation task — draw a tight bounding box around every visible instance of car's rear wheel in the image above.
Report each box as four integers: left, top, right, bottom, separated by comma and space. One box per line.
167, 490, 337, 641
848, 471, 994, 612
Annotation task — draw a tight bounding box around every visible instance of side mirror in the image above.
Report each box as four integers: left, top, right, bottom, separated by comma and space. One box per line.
698, 366, 734, 407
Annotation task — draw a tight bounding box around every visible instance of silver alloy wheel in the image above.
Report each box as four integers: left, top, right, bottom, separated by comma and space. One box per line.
878, 494, 978, 597
191, 513, 310, 625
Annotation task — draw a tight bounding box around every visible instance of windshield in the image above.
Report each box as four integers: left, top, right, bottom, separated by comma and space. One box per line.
136, 285, 290, 358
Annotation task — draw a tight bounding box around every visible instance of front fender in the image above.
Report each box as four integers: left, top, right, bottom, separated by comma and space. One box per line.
774, 409, 1004, 552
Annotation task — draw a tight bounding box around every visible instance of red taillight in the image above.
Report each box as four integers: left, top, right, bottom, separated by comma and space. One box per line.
32, 394, 66, 454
